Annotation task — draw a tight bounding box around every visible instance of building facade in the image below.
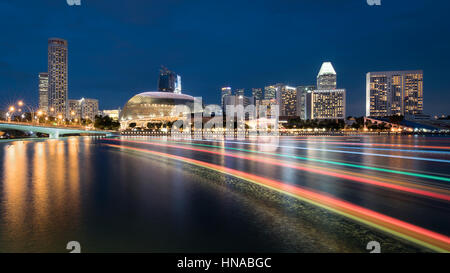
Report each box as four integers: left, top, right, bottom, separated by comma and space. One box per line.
100, 109, 121, 120
235, 88, 245, 97
68, 98, 99, 122
311, 89, 346, 119
252, 88, 263, 100
158, 66, 180, 93
296, 85, 315, 119
366, 70, 423, 117
277, 85, 297, 117
317, 62, 337, 90
38, 72, 49, 112
48, 38, 68, 118
264, 85, 278, 100
221, 86, 232, 113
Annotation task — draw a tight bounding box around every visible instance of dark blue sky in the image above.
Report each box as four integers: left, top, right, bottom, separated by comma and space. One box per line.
0, 0, 449, 116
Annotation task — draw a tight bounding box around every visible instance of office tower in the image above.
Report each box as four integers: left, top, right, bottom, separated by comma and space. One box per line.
235, 88, 245, 97
224, 95, 254, 108
252, 88, 263, 100
38, 72, 49, 112
317, 62, 337, 90
68, 98, 99, 122
158, 66, 179, 93
81, 98, 99, 121
297, 85, 315, 119
174, 75, 182, 94
221, 87, 232, 113
277, 85, 298, 117
366, 70, 423, 117
48, 38, 68, 118
264, 85, 279, 100
311, 89, 346, 119
68, 99, 82, 120
305, 90, 313, 120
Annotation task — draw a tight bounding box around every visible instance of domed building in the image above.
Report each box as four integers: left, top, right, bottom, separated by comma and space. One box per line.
120, 91, 195, 130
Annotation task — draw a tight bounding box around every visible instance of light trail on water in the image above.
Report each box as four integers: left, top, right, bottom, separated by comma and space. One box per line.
112, 137, 450, 182
105, 138, 450, 201
104, 143, 450, 253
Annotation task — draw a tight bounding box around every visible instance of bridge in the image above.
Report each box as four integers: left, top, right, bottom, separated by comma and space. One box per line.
0, 122, 114, 138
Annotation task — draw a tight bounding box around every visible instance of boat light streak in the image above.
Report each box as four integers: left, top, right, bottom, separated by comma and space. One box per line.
105, 143, 450, 253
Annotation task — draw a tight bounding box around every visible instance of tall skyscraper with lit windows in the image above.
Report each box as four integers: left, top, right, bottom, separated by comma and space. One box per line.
48, 38, 68, 118
277, 85, 298, 116
366, 70, 423, 117
311, 89, 346, 119
38, 72, 49, 112
252, 88, 263, 100
309, 62, 345, 119
221, 87, 232, 112
317, 62, 337, 90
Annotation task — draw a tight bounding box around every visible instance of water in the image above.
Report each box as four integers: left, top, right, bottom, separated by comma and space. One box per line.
0, 136, 449, 252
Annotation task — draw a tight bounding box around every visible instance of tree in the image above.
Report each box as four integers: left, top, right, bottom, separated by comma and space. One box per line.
94, 115, 120, 130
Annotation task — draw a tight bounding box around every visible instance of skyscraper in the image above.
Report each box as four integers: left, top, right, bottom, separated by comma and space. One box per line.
277, 85, 298, 117
48, 38, 68, 118
252, 88, 263, 100
221, 87, 232, 112
235, 88, 245, 97
175, 75, 182, 94
310, 63, 345, 119
38, 72, 49, 112
158, 66, 180, 93
264, 85, 279, 100
311, 89, 346, 119
317, 62, 337, 90
366, 70, 423, 117
296, 85, 315, 119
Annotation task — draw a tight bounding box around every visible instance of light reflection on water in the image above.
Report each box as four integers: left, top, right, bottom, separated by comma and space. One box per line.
0, 136, 446, 253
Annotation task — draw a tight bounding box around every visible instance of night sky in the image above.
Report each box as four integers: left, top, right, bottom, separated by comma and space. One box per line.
0, 0, 449, 116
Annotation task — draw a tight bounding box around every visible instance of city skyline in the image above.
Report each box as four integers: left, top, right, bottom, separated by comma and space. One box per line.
0, 1, 449, 116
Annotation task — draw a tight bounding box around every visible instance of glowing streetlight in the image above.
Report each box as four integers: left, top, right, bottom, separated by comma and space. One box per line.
18, 101, 24, 107
9, 106, 15, 112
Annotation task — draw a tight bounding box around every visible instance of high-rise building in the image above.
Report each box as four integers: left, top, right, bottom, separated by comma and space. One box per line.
252, 88, 263, 100
38, 72, 49, 112
366, 70, 423, 117
175, 75, 182, 94
48, 38, 68, 118
264, 85, 280, 100
311, 89, 346, 119
317, 62, 337, 90
158, 66, 180, 93
221, 87, 232, 112
81, 98, 99, 121
68, 98, 99, 122
68, 99, 82, 120
277, 85, 298, 117
235, 88, 245, 97
297, 85, 315, 119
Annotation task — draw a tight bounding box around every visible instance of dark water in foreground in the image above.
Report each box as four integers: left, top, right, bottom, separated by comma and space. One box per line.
0, 136, 448, 252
